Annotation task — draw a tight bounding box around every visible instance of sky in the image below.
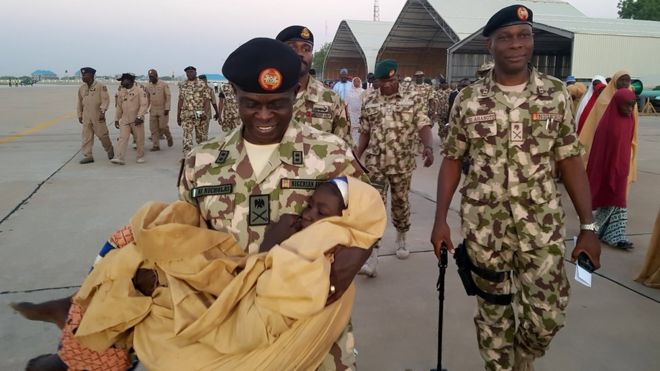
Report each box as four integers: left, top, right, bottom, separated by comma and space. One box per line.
0, 0, 622, 76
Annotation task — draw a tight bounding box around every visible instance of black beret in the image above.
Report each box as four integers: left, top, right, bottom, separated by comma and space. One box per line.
483, 4, 533, 37
374, 59, 398, 80
222, 38, 301, 94
80, 67, 96, 75
184, 66, 196, 72
117, 73, 136, 81
276, 25, 314, 45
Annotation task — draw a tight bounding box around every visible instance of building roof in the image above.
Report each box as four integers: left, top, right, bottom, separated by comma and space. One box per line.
31, 69, 57, 76
325, 20, 393, 72
201, 73, 225, 81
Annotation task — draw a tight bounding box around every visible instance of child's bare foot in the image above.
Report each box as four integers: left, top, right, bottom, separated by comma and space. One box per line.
26, 354, 67, 371
9, 296, 71, 329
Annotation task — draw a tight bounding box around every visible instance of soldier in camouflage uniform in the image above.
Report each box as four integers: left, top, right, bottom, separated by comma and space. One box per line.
413, 71, 434, 114
218, 82, 241, 133
180, 38, 374, 371
276, 25, 353, 147
430, 6, 601, 371
177, 66, 211, 154
356, 59, 434, 276
435, 79, 451, 142
199, 75, 220, 136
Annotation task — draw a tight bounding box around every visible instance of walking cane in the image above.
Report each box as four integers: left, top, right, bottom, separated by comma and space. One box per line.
431, 243, 448, 371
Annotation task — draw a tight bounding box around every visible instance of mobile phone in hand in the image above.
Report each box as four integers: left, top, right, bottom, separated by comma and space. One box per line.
577, 252, 596, 273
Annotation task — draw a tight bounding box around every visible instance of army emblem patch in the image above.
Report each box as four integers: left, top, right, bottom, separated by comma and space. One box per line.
300, 27, 311, 39
249, 194, 270, 226
258, 68, 282, 91
517, 6, 529, 21
511, 122, 524, 145
388, 69, 395, 78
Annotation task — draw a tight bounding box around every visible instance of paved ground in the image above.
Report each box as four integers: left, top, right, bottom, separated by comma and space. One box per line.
0, 85, 658, 370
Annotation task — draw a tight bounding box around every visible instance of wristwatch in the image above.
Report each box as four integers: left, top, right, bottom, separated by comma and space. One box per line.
580, 223, 599, 233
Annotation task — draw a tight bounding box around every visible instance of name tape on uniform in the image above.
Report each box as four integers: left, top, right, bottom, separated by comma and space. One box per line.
464, 113, 496, 124
281, 178, 325, 190
191, 184, 233, 199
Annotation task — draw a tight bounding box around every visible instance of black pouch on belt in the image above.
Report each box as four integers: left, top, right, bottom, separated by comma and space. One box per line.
454, 241, 513, 305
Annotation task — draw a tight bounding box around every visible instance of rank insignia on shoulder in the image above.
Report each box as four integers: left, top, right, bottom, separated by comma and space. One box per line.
190, 184, 233, 199
249, 194, 270, 226
292, 151, 303, 165
281, 178, 324, 190
216, 150, 229, 164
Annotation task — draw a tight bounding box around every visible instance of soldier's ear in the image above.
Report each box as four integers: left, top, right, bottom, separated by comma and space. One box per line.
229, 82, 237, 95
486, 37, 494, 54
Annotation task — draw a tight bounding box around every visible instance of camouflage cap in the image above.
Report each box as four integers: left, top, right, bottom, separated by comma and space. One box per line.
483, 4, 533, 37
222, 38, 300, 94
276, 25, 314, 46
374, 59, 398, 79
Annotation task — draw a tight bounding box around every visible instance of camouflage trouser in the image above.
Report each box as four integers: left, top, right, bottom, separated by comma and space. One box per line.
181, 115, 208, 154
317, 321, 357, 370
467, 238, 569, 371
367, 167, 412, 234
220, 111, 241, 133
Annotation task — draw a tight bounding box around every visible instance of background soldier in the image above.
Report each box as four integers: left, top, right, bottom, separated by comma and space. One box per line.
145, 69, 172, 151
198, 74, 220, 136
76, 67, 114, 164
179, 37, 372, 370
356, 59, 434, 276
430, 5, 601, 370
112, 73, 148, 165
276, 25, 353, 147
177, 66, 211, 154
435, 78, 451, 142
218, 82, 241, 133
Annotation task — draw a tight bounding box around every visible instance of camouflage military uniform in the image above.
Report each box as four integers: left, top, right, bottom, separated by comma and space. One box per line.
179, 120, 368, 370
413, 83, 434, 115
435, 88, 451, 142
443, 67, 583, 371
178, 79, 211, 153
203, 83, 218, 135
293, 76, 353, 147
360, 86, 430, 235
219, 83, 241, 132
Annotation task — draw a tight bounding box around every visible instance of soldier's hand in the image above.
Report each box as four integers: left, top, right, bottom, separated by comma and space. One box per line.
78, 117, 83, 124
135, 117, 144, 125
422, 147, 434, 167
164, 110, 169, 116
327, 245, 372, 305
132, 268, 158, 296
430, 220, 454, 257
571, 230, 601, 270
114, 121, 120, 129
259, 214, 302, 253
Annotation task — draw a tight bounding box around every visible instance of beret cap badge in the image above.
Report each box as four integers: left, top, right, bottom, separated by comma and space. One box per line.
517, 6, 529, 21
258, 68, 283, 91
300, 27, 311, 39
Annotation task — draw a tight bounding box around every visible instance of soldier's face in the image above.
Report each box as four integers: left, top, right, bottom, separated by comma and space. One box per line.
487, 24, 533, 75
301, 184, 344, 229
148, 72, 158, 83
186, 70, 197, 81
121, 78, 134, 89
286, 41, 313, 77
82, 72, 93, 84
236, 85, 297, 145
415, 76, 424, 84
378, 76, 399, 96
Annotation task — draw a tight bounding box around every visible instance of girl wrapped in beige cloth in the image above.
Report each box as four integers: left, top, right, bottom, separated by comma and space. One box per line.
72, 177, 386, 370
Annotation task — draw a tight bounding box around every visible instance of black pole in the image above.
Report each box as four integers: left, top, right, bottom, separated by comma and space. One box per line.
432, 246, 449, 371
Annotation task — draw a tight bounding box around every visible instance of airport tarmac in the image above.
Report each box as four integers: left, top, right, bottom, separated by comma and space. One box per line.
0, 84, 658, 370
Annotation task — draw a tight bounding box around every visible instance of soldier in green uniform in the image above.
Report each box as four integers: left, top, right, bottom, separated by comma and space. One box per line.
435, 78, 451, 142
430, 5, 602, 370
356, 59, 434, 276
179, 37, 373, 370
198, 74, 220, 136
218, 81, 241, 133
276, 25, 354, 147
177, 66, 211, 154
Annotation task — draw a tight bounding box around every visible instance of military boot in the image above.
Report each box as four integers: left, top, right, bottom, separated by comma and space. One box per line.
79, 157, 94, 164
395, 231, 410, 259
359, 248, 378, 278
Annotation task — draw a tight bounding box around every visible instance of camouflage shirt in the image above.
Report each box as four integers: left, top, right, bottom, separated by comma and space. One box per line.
178, 79, 211, 113
443, 67, 583, 252
413, 83, 434, 113
360, 86, 431, 174
219, 83, 241, 132
293, 77, 353, 147
435, 88, 451, 124
178, 120, 368, 254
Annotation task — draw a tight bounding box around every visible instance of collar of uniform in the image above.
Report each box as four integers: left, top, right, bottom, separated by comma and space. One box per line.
299, 76, 322, 103
480, 66, 543, 98
223, 120, 305, 169
375, 86, 403, 100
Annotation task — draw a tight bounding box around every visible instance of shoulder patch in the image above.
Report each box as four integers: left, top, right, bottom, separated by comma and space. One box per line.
248, 194, 270, 226
216, 150, 229, 164
292, 150, 303, 165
